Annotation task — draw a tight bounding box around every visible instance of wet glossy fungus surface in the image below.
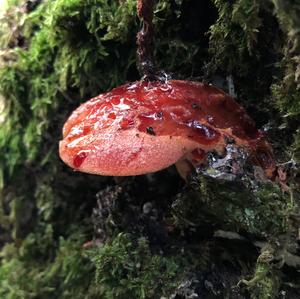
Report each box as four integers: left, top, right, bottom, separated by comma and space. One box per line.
60, 80, 276, 178
63, 80, 258, 142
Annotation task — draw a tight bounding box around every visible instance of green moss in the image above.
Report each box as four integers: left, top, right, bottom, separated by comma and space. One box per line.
91, 233, 187, 299
239, 246, 281, 299
292, 133, 300, 163
173, 176, 296, 237
0, 230, 96, 299
209, 0, 262, 69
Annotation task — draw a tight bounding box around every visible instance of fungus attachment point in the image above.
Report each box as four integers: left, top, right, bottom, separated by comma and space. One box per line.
59, 80, 276, 180
136, 0, 156, 79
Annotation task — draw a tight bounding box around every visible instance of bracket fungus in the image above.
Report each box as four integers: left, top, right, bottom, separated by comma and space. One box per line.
59, 80, 276, 180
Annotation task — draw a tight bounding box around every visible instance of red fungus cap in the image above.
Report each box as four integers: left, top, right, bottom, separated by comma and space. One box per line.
59, 80, 276, 179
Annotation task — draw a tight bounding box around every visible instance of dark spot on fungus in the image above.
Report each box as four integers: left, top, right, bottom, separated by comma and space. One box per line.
155, 111, 163, 118
192, 103, 200, 109
146, 126, 156, 135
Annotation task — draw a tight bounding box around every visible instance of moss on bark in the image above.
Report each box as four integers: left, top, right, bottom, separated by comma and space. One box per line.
0, 0, 299, 298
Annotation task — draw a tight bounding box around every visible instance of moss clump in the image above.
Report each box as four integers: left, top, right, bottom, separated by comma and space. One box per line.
238, 246, 281, 299
173, 176, 297, 237
91, 233, 186, 299
0, 229, 97, 299
209, 0, 263, 74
